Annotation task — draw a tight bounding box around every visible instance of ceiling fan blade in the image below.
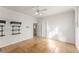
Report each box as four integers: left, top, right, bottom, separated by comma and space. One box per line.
40, 9, 47, 11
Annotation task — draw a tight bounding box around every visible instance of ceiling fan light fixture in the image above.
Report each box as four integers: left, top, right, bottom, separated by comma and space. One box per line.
39, 13, 43, 15
34, 11, 39, 15
32, 6, 47, 16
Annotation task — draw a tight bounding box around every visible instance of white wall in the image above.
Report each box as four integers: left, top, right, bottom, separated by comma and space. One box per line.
75, 7, 79, 51
0, 7, 37, 48
38, 10, 75, 44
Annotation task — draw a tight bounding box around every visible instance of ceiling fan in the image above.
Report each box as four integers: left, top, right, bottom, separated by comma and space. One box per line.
32, 6, 47, 15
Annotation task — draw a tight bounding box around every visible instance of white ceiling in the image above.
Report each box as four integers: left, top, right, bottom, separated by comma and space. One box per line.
2, 6, 75, 18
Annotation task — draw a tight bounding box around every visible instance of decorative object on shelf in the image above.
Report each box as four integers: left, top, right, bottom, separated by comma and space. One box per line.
10, 21, 22, 35
0, 20, 6, 37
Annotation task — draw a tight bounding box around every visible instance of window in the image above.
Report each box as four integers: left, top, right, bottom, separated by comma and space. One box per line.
0, 20, 6, 37
10, 21, 22, 35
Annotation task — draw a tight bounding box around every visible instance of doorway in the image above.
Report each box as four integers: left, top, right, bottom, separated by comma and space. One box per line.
33, 23, 38, 37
